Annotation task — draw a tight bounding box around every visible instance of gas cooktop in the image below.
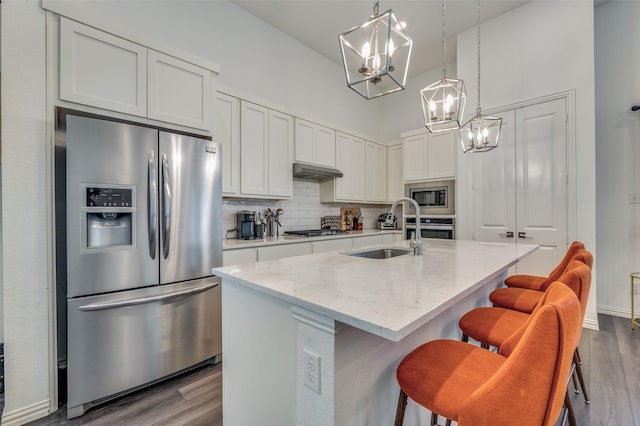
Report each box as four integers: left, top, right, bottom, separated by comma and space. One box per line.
284, 229, 350, 237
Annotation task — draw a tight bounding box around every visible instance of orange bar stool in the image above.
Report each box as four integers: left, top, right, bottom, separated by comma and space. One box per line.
489, 249, 593, 314
394, 282, 582, 426
459, 258, 592, 404
504, 241, 584, 290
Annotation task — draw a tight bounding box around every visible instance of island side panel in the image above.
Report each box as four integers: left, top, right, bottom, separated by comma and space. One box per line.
333, 274, 506, 426
222, 280, 297, 426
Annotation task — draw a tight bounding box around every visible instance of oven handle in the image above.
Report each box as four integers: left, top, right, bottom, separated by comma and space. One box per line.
406, 224, 454, 231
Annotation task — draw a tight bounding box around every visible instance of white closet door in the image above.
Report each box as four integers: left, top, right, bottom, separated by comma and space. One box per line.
472, 110, 516, 243
472, 97, 568, 276
515, 98, 568, 274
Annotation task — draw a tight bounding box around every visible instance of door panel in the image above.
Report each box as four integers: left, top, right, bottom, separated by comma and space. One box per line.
472, 98, 568, 276
515, 99, 568, 274
159, 132, 222, 284
66, 115, 158, 297
472, 111, 516, 242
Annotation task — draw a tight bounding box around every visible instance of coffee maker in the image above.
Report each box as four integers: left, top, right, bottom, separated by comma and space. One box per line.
236, 211, 257, 240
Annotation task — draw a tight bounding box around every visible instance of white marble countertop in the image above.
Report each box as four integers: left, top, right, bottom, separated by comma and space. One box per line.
223, 228, 402, 250
213, 239, 537, 342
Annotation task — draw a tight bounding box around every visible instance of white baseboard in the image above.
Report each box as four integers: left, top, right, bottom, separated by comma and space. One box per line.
582, 317, 600, 331
1, 399, 52, 426
597, 304, 632, 319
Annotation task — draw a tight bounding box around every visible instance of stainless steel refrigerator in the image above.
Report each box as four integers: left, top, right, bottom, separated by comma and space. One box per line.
58, 113, 222, 418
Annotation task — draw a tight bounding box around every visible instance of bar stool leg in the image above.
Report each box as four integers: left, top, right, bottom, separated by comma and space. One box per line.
431, 412, 438, 425
573, 352, 590, 403
394, 390, 408, 426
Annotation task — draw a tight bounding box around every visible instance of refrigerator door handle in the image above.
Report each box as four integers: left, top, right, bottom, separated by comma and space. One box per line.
148, 150, 158, 259
77, 282, 219, 311
161, 153, 172, 259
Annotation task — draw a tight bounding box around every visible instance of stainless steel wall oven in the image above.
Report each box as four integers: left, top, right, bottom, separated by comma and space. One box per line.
405, 217, 455, 240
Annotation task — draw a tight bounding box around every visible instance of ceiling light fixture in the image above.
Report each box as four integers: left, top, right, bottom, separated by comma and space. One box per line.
459, 0, 502, 153
420, 0, 466, 133
338, 0, 413, 100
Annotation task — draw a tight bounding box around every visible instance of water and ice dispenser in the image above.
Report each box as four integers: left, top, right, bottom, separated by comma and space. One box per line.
84, 186, 135, 248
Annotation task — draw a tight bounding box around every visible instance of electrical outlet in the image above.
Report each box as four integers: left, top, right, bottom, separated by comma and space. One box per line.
303, 349, 321, 394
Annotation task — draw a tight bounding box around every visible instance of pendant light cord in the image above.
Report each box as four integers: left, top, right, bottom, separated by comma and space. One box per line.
441, 0, 447, 81
476, 0, 482, 115
373, 0, 379, 17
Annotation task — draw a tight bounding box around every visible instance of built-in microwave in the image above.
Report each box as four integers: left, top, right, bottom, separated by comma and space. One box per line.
405, 180, 455, 216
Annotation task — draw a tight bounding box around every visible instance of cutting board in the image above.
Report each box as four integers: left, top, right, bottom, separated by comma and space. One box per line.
340, 207, 361, 230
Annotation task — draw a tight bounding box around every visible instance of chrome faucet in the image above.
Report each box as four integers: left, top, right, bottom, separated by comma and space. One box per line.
386, 197, 423, 255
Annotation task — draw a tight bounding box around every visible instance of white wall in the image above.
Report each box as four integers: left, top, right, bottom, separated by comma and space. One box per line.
1, 1, 52, 424
594, 1, 640, 318
455, 0, 598, 327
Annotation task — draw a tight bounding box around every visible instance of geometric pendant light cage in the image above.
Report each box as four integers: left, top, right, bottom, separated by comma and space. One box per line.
459, 0, 502, 153
339, 1, 413, 100
420, 0, 467, 133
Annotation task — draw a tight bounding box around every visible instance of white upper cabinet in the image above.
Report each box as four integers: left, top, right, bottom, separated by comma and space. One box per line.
240, 102, 270, 196
386, 144, 403, 202
60, 18, 147, 117
59, 17, 216, 132
268, 110, 294, 198
294, 118, 336, 167
214, 93, 240, 195
320, 132, 365, 202
365, 141, 387, 203
240, 101, 293, 199
147, 50, 213, 131
402, 129, 455, 182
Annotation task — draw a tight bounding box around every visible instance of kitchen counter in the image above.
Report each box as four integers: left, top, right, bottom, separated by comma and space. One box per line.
213, 240, 537, 426
223, 228, 402, 250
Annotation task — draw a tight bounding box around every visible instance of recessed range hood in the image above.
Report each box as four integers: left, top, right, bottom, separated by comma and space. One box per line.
293, 163, 343, 181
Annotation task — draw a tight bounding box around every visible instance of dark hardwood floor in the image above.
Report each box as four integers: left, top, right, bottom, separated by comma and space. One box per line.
4, 314, 637, 425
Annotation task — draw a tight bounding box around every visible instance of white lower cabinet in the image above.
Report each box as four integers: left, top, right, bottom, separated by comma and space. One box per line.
223, 248, 258, 266
352, 235, 383, 248
258, 243, 312, 261
312, 239, 353, 253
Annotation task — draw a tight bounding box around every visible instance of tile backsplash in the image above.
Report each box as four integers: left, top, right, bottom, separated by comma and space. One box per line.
223, 180, 393, 239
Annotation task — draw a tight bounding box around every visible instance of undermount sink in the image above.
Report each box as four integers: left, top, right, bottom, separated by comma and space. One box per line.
345, 247, 412, 259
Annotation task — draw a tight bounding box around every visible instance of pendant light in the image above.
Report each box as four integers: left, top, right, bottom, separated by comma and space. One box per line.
339, 1, 413, 100
420, 0, 466, 133
459, 0, 502, 153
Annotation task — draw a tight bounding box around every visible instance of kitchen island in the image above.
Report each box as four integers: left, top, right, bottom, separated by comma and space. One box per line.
213, 239, 537, 426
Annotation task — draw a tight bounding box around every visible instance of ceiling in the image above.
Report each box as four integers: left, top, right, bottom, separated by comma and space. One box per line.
231, 0, 531, 77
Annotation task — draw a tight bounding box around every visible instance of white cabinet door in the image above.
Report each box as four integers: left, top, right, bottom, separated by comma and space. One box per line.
215, 93, 240, 195
315, 126, 336, 167
294, 119, 315, 164
387, 144, 403, 202
240, 101, 269, 195
365, 141, 387, 202
60, 17, 147, 117
427, 131, 456, 179
335, 132, 365, 201
148, 50, 213, 131
258, 243, 312, 261
268, 110, 294, 198
223, 248, 258, 266
402, 130, 455, 182
471, 98, 568, 276
403, 133, 428, 182
294, 119, 336, 167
